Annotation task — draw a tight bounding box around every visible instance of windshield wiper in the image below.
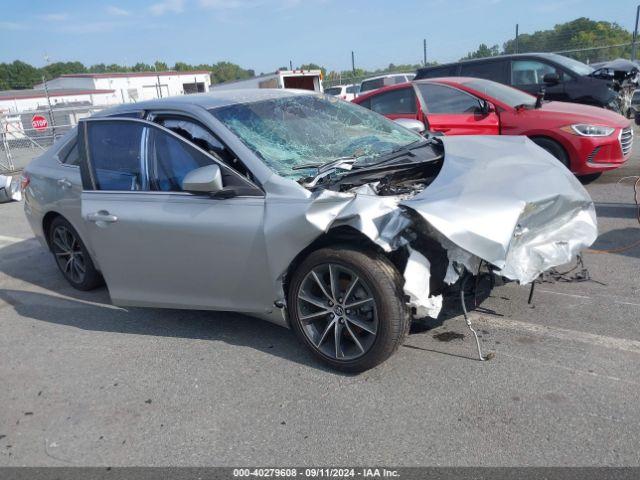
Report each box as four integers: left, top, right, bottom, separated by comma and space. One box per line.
292, 156, 359, 173
361, 138, 429, 167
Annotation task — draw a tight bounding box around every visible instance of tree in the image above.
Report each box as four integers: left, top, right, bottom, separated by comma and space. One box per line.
210, 61, 254, 84
154, 61, 168, 71
299, 63, 326, 77
463, 43, 500, 60
503, 17, 632, 62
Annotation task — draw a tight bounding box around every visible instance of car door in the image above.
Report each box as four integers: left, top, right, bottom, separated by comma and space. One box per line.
368, 86, 421, 122
77, 117, 271, 313
510, 59, 567, 101
414, 83, 499, 135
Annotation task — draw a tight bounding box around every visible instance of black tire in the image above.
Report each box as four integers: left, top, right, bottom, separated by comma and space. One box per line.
578, 172, 602, 184
531, 137, 570, 170
288, 246, 409, 373
48, 216, 103, 291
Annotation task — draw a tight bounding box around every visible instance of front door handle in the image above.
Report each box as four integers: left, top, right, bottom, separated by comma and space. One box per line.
57, 178, 72, 189
86, 210, 118, 223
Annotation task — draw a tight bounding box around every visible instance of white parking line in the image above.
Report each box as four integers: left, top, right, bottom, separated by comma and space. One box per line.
537, 288, 640, 308
0, 234, 27, 247
474, 314, 640, 355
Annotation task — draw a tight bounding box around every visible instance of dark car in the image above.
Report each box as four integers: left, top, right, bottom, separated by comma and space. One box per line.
628, 89, 640, 119
415, 53, 619, 111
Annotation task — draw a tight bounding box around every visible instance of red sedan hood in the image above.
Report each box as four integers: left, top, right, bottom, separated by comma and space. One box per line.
539, 101, 628, 127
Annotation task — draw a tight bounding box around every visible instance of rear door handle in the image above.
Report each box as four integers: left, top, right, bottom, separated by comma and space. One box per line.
57, 178, 72, 189
86, 211, 118, 223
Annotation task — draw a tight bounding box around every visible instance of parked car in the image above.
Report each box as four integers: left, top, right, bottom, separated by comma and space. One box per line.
324, 84, 360, 101
628, 89, 640, 119
353, 77, 633, 179
415, 53, 620, 111
22, 90, 596, 372
359, 73, 415, 94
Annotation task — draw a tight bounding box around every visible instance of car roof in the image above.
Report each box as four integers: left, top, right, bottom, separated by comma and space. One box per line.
353, 77, 476, 102
361, 73, 413, 82
96, 88, 315, 116
417, 52, 567, 71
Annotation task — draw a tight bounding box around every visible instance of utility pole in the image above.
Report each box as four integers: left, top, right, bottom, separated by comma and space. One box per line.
351, 51, 356, 76
423, 39, 427, 65
42, 54, 56, 137
515, 24, 519, 54
632, 5, 640, 61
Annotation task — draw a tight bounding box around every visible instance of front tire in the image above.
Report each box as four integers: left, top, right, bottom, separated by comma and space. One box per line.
288, 246, 409, 372
49, 216, 103, 291
531, 137, 570, 170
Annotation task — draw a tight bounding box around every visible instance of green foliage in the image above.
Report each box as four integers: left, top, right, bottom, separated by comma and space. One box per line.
299, 63, 326, 77
0, 59, 256, 90
459, 17, 633, 63
463, 43, 500, 60
503, 17, 632, 62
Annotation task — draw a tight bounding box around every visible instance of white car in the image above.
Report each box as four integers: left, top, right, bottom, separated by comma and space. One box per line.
324, 84, 360, 101
359, 73, 416, 94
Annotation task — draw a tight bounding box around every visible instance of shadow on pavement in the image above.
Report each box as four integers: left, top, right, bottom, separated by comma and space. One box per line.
0, 237, 499, 368
590, 227, 640, 259
0, 239, 330, 371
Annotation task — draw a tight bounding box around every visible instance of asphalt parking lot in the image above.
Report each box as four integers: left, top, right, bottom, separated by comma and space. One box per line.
1, 137, 639, 467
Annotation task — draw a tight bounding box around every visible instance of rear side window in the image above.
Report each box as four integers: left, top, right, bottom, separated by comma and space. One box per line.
417, 65, 457, 79
346, 85, 359, 94
325, 87, 342, 96
460, 60, 508, 83
417, 83, 482, 114
360, 78, 385, 92
370, 88, 417, 115
87, 121, 145, 191
63, 143, 80, 166
58, 137, 80, 166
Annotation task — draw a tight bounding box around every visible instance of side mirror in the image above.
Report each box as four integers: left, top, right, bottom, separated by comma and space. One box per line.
543, 73, 560, 85
478, 100, 495, 115
182, 164, 223, 194
393, 118, 426, 134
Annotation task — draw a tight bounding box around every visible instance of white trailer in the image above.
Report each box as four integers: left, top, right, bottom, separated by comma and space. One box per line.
210, 69, 323, 92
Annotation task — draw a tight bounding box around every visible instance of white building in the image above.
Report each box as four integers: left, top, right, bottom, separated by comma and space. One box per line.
0, 88, 119, 114
34, 70, 212, 103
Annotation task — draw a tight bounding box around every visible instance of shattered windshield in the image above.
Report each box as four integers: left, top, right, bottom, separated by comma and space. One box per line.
209, 93, 420, 179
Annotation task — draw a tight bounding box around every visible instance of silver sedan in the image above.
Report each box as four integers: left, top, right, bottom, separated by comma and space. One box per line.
22, 89, 597, 371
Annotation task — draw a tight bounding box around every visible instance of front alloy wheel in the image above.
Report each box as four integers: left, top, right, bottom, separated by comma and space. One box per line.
297, 263, 378, 361
289, 246, 409, 372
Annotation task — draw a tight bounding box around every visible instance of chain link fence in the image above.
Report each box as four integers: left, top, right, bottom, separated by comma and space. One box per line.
0, 103, 107, 174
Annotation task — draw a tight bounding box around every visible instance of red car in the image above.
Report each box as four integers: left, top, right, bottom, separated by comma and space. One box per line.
352, 77, 633, 178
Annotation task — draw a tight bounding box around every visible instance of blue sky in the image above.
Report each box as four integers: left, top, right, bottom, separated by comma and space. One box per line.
0, 0, 637, 73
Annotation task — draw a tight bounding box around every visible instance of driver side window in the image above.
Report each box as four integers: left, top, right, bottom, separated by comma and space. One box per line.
153, 116, 253, 181
417, 83, 482, 114
511, 60, 562, 86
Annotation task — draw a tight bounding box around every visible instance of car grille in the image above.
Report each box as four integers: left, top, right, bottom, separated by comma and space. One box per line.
619, 126, 633, 157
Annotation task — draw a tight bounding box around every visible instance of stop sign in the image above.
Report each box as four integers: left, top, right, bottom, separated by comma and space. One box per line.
31, 115, 48, 132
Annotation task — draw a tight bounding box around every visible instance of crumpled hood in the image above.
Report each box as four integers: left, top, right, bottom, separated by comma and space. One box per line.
400, 135, 598, 284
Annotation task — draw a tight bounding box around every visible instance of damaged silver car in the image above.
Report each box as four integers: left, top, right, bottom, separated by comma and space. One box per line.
22, 90, 598, 371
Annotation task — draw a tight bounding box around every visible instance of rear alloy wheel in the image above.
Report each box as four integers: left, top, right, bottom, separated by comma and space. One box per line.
288, 247, 409, 372
49, 216, 103, 291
